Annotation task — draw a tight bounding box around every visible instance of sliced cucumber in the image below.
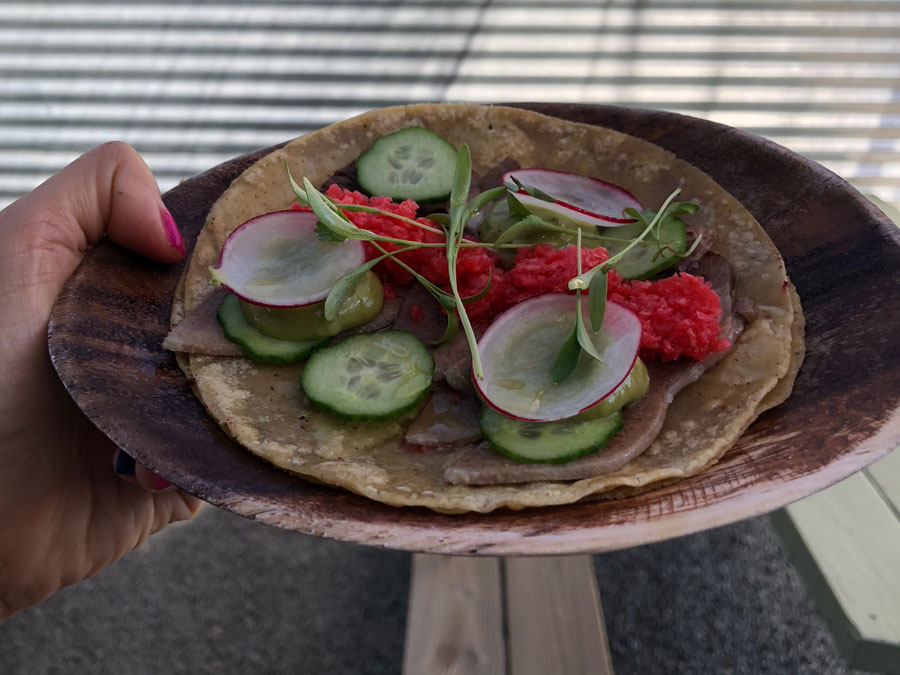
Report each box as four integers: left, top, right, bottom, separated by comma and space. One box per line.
357, 127, 457, 203
601, 217, 686, 280
217, 293, 327, 363
481, 407, 623, 464
300, 331, 434, 421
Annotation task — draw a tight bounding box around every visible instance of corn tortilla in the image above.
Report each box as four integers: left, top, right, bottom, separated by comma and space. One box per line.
174, 104, 800, 513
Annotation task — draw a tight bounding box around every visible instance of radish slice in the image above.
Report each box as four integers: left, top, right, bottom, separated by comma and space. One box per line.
503, 168, 642, 227
475, 294, 641, 422
210, 210, 364, 308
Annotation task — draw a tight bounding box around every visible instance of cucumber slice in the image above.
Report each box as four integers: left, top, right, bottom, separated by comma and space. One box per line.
217, 293, 327, 363
481, 407, 623, 464
601, 217, 686, 280
356, 127, 457, 203
300, 331, 434, 421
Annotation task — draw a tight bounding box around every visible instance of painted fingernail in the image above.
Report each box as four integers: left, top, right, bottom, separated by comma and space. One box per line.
161, 206, 185, 255
152, 476, 172, 491
114, 449, 136, 477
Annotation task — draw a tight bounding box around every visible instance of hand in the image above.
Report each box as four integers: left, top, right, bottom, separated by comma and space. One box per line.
0, 142, 201, 620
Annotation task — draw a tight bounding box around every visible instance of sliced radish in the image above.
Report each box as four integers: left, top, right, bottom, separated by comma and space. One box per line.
210, 210, 364, 308
475, 294, 641, 422
503, 168, 642, 227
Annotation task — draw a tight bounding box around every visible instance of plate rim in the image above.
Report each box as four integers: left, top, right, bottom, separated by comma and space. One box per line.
48, 103, 900, 555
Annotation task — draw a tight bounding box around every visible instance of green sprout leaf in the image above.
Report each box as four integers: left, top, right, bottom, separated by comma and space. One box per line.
506, 176, 556, 202
588, 269, 608, 332
431, 309, 459, 346
445, 144, 486, 380
552, 229, 605, 383
460, 268, 492, 305
461, 186, 507, 224
568, 188, 683, 291
285, 160, 309, 206
552, 324, 581, 384
576, 312, 604, 362
506, 192, 532, 218
425, 213, 450, 228
493, 215, 557, 246
315, 221, 346, 242
303, 177, 368, 241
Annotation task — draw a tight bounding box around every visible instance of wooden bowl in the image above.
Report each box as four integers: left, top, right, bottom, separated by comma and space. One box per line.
48, 104, 900, 555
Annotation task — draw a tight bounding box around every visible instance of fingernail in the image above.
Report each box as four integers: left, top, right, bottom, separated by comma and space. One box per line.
161, 206, 185, 255
152, 476, 172, 491
113, 449, 136, 476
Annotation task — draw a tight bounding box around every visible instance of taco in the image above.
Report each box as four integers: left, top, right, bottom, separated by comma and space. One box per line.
164, 104, 803, 514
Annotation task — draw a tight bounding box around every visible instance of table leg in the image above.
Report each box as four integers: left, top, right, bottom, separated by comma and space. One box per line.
402, 554, 613, 675
403, 554, 506, 675
505, 556, 614, 675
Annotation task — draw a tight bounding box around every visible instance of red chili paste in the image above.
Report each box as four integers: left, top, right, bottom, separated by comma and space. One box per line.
608, 272, 730, 362
321, 187, 727, 362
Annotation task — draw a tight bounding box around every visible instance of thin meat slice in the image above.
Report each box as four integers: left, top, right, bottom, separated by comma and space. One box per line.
444, 253, 744, 485
432, 329, 478, 394
163, 291, 401, 356
406, 383, 483, 449
393, 284, 446, 344
163, 290, 244, 356
444, 359, 706, 485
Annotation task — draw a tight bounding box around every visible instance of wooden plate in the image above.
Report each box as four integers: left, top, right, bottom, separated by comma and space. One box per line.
48, 104, 900, 555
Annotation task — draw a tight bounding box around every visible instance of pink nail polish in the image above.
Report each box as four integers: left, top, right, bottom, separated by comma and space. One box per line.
161, 206, 185, 255
153, 476, 172, 491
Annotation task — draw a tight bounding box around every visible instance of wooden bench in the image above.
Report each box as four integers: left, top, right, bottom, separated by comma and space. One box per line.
403, 555, 614, 675
772, 437, 900, 674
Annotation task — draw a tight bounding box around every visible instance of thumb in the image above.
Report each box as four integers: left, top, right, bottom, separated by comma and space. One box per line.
0, 141, 185, 298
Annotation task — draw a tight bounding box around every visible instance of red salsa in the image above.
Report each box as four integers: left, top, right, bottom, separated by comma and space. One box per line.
320, 186, 728, 362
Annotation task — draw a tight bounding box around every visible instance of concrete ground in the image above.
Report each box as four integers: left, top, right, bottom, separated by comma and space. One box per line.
0, 506, 866, 675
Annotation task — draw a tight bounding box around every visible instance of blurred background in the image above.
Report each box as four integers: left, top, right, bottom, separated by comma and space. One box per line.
1, 0, 899, 209
1, 1, 897, 674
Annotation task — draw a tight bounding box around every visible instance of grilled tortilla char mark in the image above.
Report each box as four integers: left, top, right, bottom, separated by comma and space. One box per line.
443, 253, 749, 485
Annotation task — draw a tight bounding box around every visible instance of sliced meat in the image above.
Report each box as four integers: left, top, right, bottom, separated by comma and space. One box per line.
321, 162, 362, 193
162, 290, 244, 356
676, 226, 715, 272
444, 359, 707, 485
735, 296, 760, 324
164, 292, 401, 356
444, 253, 745, 485
393, 284, 447, 343
475, 157, 520, 192
406, 383, 483, 449
432, 329, 478, 394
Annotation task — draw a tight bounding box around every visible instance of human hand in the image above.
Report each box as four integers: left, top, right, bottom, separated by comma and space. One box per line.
0, 142, 201, 620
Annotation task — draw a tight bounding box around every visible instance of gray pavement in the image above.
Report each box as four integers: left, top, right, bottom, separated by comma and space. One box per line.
0, 506, 865, 675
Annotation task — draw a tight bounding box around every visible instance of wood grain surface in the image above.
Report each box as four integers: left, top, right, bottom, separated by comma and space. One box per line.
47, 104, 900, 555
403, 555, 505, 675
506, 556, 613, 675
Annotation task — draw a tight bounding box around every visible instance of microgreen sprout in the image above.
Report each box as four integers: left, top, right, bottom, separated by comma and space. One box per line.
568, 188, 683, 291
284, 161, 698, 386
552, 229, 605, 383
446, 145, 485, 379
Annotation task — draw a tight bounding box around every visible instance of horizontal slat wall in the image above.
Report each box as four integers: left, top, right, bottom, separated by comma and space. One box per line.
2, 0, 899, 208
